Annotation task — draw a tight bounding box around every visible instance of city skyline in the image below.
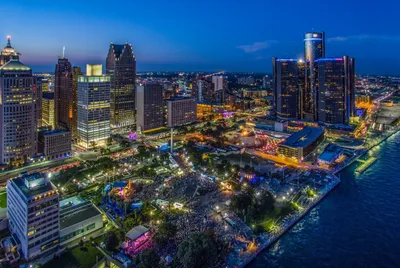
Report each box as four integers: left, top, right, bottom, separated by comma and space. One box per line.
2, 0, 400, 75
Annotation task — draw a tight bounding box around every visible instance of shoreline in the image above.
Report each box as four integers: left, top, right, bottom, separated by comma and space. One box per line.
238, 127, 400, 268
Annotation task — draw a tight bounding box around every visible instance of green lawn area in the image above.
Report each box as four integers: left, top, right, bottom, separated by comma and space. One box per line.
44, 242, 103, 268
0, 193, 7, 208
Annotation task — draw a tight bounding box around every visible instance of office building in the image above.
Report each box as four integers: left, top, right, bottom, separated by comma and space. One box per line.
303, 32, 325, 120
195, 79, 213, 103
212, 75, 227, 104
34, 78, 42, 129
0, 60, 37, 166
42, 92, 56, 129
7, 173, 59, 260
272, 58, 304, 120
72, 67, 83, 139
38, 130, 71, 160
316, 57, 355, 125
167, 97, 197, 128
106, 43, 136, 129
0, 36, 19, 66
54, 57, 73, 130
136, 83, 164, 132
278, 127, 324, 160
59, 196, 103, 245
77, 64, 111, 149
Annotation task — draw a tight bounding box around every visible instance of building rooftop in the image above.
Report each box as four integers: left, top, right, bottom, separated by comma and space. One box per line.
126, 225, 149, 241
12, 173, 57, 200
42, 130, 70, 136
0, 59, 30, 71
281, 127, 324, 148
60, 196, 85, 209
60, 203, 102, 229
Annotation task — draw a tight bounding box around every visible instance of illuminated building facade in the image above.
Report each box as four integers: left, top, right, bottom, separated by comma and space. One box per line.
316, 57, 355, 124
42, 92, 56, 129
77, 64, 111, 148
72, 66, 82, 139
106, 43, 136, 129
0, 60, 36, 166
212, 75, 227, 104
195, 79, 213, 103
54, 57, 73, 130
303, 32, 325, 120
136, 83, 164, 131
272, 58, 304, 120
0, 36, 20, 66
38, 130, 71, 160
167, 97, 197, 127
7, 173, 60, 260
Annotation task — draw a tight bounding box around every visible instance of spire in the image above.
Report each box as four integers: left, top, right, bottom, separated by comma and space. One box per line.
62, 46, 65, 59
6, 36, 12, 48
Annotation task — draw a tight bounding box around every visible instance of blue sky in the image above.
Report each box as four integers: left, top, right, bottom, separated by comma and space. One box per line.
2, 0, 400, 74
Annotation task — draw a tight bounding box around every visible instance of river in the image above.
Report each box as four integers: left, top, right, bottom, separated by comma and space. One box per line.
249, 131, 400, 268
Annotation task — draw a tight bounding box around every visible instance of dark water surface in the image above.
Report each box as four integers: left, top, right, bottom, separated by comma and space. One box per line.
250, 132, 400, 268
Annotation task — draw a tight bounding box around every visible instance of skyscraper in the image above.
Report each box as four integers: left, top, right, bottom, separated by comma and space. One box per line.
72, 66, 83, 139
316, 57, 355, 125
272, 58, 303, 120
7, 172, 59, 260
195, 79, 213, 103
42, 92, 56, 129
212, 75, 227, 104
77, 64, 111, 149
54, 57, 73, 130
303, 32, 325, 120
106, 43, 136, 130
136, 83, 164, 132
0, 36, 20, 66
0, 60, 37, 166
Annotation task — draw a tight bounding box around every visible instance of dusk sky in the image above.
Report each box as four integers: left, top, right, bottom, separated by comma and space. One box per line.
2, 0, 400, 74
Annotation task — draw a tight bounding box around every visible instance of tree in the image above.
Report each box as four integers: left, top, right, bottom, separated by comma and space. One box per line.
153, 221, 177, 247
104, 230, 120, 251
177, 230, 220, 268
136, 249, 161, 268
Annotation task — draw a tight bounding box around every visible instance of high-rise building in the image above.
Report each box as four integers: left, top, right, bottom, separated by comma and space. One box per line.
34, 78, 42, 129
38, 130, 71, 160
7, 172, 60, 260
136, 83, 164, 132
72, 66, 83, 139
106, 43, 136, 129
212, 75, 227, 104
167, 97, 197, 128
272, 58, 304, 120
0, 36, 19, 66
195, 79, 213, 103
54, 57, 73, 130
303, 32, 325, 120
0, 60, 37, 166
42, 92, 56, 129
316, 57, 355, 124
77, 64, 111, 149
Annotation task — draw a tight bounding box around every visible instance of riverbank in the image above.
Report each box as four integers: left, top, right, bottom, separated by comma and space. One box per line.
235, 175, 340, 268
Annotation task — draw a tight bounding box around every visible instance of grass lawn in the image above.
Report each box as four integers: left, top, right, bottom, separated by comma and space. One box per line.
44, 242, 103, 268
0, 193, 7, 208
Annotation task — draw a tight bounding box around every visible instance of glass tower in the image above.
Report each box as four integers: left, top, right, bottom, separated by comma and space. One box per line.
303, 32, 325, 120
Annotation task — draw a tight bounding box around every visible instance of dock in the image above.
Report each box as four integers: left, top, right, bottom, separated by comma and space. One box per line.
355, 157, 377, 174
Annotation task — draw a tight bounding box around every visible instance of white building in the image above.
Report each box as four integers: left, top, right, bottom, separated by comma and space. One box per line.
77, 64, 111, 148
59, 196, 103, 245
0, 60, 37, 167
7, 173, 59, 260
